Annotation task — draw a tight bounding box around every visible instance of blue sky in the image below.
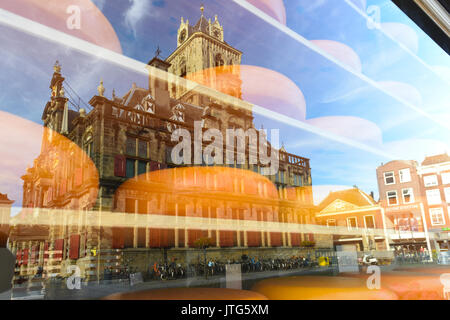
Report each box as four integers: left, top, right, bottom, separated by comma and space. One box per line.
0, 0, 449, 207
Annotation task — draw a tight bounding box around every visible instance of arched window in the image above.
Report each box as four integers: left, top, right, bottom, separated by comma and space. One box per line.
84, 133, 93, 159
179, 58, 186, 77
215, 54, 224, 67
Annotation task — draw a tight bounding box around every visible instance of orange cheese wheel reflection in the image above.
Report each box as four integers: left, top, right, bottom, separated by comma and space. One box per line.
251, 276, 398, 300
0, 0, 122, 53
103, 288, 268, 300
340, 272, 445, 300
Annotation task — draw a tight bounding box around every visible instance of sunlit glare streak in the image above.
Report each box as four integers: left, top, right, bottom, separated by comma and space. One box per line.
343, 0, 450, 87
0, 8, 407, 159
232, 0, 450, 130
10, 207, 394, 237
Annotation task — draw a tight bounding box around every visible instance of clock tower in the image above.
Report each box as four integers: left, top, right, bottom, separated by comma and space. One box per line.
166, 6, 242, 100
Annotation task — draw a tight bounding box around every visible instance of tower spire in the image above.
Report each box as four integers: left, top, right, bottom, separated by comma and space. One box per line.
53, 60, 61, 73
200, 4, 204, 16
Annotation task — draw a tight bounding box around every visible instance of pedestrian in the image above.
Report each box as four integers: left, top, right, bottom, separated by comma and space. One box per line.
0, 231, 15, 300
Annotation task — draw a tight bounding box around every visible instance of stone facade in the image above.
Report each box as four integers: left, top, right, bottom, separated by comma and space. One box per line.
10, 10, 321, 282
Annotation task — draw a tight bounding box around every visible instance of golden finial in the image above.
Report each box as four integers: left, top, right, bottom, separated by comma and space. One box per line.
53, 60, 61, 73
97, 79, 105, 97
200, 4, 204, 15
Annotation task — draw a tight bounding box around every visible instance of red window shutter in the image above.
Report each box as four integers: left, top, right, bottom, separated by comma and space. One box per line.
149, 228, 160, 248
270, 232, 282, 247
74, 168, 83, 186
247, 231, 261, 247
161, 229, 168, 248
291, 233, 301, 246
44, 242, 49, 261
54, 239, 64, 261
23, 249, 29, 265
220, 231, 233, 247
16, 250, 22, 265
114, 155, 126, 177
176, 229, 184, 248
187, 229, 202, 247
69, 234, 80, 259
167, 229, 175, 248
112, 227, 124, 249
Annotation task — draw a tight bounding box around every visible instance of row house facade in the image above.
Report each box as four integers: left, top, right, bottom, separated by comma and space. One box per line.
315, 188, 389, 253
377, 155, 450, 254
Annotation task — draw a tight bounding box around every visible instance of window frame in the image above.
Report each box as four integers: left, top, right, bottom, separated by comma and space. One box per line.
364, 215, 375, 229
426, 189, 442, 205
386, 190, 398, 206
402, 188, 415, 204
384, 171, 395, 185
399, 168, 411, 183
347, 217, 358, 230
326, 219, 336, 228
444, 187, 450, 203
429, 207, 445, 226
442, 172, 450, 185
424, 175, 438, 187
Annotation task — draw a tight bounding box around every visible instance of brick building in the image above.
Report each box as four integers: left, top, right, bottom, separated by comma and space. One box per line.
417, 154, 450, 251
376, 155, 450, 256
315, 188, 389, 252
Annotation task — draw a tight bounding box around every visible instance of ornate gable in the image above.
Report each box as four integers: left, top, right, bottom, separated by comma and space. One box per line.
321, 199, 360, 214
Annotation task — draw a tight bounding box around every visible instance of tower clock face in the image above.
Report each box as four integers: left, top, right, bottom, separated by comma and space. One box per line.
179, 29, 186, 43
214, 30, 220, 39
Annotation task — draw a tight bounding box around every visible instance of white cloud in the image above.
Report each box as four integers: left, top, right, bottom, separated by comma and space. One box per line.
306, 116, 383, 147
383, 138, 450, 162
431, 65, 450, 85
124, 0, 151, 37
381, 22, 419, 54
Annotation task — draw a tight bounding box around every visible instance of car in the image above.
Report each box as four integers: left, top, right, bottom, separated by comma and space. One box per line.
362, 255, 378, 266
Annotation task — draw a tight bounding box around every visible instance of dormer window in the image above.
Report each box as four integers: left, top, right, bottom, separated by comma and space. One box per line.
141, 94, 155, 114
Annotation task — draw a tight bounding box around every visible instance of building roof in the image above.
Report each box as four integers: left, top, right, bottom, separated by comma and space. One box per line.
317, 188, 376, 212
421, 153, 450, 166
0, 193, 14, 204
193, 15, 209, 34
378, 159, 418, 169
117, 83, 204, 127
